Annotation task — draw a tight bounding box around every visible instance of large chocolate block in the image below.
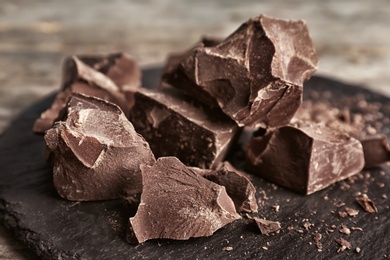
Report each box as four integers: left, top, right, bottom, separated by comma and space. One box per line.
162, 14, 317, 127
246, 121, 365, 194
44, 94, 155, 201
129, 87, 238, 168
33, 53, 139, 134
128, 157, 241, 243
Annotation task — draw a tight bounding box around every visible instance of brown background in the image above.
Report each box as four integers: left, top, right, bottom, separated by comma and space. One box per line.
1, 0, 390, 259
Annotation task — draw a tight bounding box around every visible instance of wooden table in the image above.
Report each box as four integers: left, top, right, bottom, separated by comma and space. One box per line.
1, 0, 390, 259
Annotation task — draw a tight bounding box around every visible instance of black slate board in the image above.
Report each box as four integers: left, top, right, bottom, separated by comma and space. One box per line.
1, 68, 389, 260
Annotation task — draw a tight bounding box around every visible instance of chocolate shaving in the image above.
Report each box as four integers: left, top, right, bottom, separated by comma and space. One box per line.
356, 194, 378, 213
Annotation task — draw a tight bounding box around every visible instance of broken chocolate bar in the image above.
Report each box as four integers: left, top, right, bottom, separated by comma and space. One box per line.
33, 53, 139, 134
129, 87, 238, 168
128, 157, 241, 243
360, 134, 390, 168
162, 14, 318, 127
193, 162, 258, 213
246, 121, 365, 194
44, 93, 155, 201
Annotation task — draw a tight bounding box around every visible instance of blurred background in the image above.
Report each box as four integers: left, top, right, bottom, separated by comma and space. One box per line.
0, 0, 389, 258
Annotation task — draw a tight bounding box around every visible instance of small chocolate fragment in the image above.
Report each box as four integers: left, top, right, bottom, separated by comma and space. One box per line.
44, 94, 155, 201
33, 53, 139, 134
129, 87, 238, 168
360, 134, 390, 168
128, 157, 241, 243
252, 217, 281, 235
246, 121, 365, 194
162, 14, 317, 127
194, 162, 258, 213
356, 194, 378, 213
335, 238, 351, 252
313, 233, 323, 251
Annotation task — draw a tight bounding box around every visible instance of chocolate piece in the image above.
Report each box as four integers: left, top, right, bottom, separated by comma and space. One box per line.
62, 53, 141, 91
252, 217, 281, 235
246, 121, 365, 194
313, 233, 323, 251
128, 157, 241, 243
356, 194, 378, 213
335, 238, 351, 252
360, 135, 390, 168
162, 14, 317, 127
129, 87, 238, 168
33, 53, 139, 134
44, 94, 155, 201
194, 162, 258, 213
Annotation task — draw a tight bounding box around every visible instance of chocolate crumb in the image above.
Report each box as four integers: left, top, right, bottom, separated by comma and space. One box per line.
345, 207, 359, 217
339, 224, 351, 235
313, 233, 323, 252
356, 194, 378, 213
335, 238, 352, 252
351, 227, 363, 231
338, 211, 348, 218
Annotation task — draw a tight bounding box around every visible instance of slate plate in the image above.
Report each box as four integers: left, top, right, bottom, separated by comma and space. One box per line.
0, 68, 389, 260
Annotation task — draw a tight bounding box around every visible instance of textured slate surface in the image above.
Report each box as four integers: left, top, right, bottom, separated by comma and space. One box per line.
0, 68, 389, 259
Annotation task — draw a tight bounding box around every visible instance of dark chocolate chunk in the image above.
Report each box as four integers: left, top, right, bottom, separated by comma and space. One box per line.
62, 52, 141, 91
360, 134, 390, 168
252, 217, 281, 235
246, 121, 365, 194
129, 87, 238, 168
355, 194, 378, 213
194, 162, 258, 213
128, 157, 241, 243
162, 14, 317, 127
33, 54, 139, 134
44, 93, 155, 201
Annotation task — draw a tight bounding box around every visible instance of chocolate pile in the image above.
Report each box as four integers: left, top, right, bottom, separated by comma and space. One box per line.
34, 14, 390, 243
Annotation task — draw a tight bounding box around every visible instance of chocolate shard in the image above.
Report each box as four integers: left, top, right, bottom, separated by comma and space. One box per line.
129, 87, 239, 169
44, 93, 155, 201
128, 157, 241, 243
245, 121, 365, 195
360, 134, 390, 168
193, 162, 258, 213
33, 53, 139, 134
162, 14, 318, 127
252, 217, 281, 235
